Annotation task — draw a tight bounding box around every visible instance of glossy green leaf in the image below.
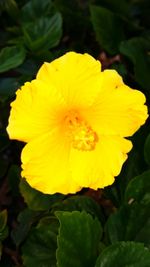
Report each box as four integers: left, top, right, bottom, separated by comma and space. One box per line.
0, 46, 26, 73
21, 0, 53, 22
107, 203, 150, 246
53, 195, 104, 223
22, 217, 58, 267
95, 242, 150, 267
23, 14, 62, 51
20, 179, 64, 211
144, 134, 150, 166
90, 5, 124, 54
56, 211, 102, 267
106, 171, 150, 246
125, 170, 150, 204
120, 37, 150, 90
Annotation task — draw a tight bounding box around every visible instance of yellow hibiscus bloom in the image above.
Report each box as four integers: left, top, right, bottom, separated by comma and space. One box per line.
7, 52, 148, 194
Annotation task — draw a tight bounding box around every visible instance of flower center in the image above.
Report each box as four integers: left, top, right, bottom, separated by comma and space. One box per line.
65, 111, 98, 151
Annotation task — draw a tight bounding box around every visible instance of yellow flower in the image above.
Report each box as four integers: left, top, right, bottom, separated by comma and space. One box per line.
7, 52, 148, 194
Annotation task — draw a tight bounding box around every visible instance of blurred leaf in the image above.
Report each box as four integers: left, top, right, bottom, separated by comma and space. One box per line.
135, 0, 150, 29
0, 77, 19, 101
111, 63, 127, 79
3, 0, 19, 21
22, 217, 58, 267
95, 242, 150, 267
21, 0, 54, 23
56, 211, 102, 267
144, 133, 150, 166
106, 171, 150, 246
0, 46, 26, 73
55, 0, 88, 43
12, 208, 40, 246
0, 210, 8, 241
120, 36, 150, 90
125, 170, 150, 205
20, 179, 64, 211
23, 14, 62, 52
105, 125, 150, 206
90, 5, 124, 54
0, 30, 11, 47
16, 59, 39, 76
93, 0, 131, 18
53, 195, 104, 223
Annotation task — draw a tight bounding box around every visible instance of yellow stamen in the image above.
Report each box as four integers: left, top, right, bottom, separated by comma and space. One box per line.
65, 111, 98, 151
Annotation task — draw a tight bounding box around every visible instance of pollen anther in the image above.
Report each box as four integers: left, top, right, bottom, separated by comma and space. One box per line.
65, 111, 98, 151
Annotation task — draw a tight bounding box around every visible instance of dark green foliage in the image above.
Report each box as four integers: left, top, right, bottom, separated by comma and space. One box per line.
20, 179, 64, 211
90, 5, 125, 54
95, 242, 150, 267
56, 211, 102, 267
0, 46, 26, 73
22, 216, 59, 267
0, 0, 150, 266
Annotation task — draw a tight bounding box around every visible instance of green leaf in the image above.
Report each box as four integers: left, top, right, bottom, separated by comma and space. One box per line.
93, 0, 131, 18
22, 217, 58, 267
55, 0, 88, 42
20, 179, 64, 211
120, 37, 150, 90
21, 0, 54, 23
56, 211, 102, 267
16, 59, 39, 76
111, 63, 127, 79
95, 241, 150, 267
0, 77, 19, 101
53, 195, 104, 223
90, 5, 124, 54
106, 171, 150, 246
4, 0, 19, 21
23, 14, 62, 51
0, 46, 26, 73
125, 170, 150, 205
12, 208, 40, 246
107, 202, 150, 245
144, 134, 150, 166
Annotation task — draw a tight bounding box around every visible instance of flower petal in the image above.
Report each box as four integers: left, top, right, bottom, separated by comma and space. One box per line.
85, 70, 148, 137
7, 79, 65, 142
21, 130, 81, 194
70, 136, 132, 189
37, 52, 102, 107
